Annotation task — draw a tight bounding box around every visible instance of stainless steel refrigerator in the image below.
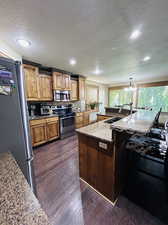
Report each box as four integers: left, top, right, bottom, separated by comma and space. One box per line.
0, 57, 36, 193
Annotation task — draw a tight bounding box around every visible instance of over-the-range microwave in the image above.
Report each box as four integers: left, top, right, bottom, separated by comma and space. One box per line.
54, 90, 70, 101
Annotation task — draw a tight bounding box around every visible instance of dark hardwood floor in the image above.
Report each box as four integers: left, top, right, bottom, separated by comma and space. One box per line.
33, 135, 166, 225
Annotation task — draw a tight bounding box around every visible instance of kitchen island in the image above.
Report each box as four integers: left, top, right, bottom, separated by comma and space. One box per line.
76, 110, 158, 203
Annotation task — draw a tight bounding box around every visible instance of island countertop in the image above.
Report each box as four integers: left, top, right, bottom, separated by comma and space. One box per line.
0, 152, 50, 225
111, 110, 157, 134
76, 119, 112, 142
76, 110, 158, 141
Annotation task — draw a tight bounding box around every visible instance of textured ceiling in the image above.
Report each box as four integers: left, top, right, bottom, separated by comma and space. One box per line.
1, 0, 168, 85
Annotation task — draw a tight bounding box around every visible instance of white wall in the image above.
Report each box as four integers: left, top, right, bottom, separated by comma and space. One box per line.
0, 40, 21, 61
86, 79, 108, 112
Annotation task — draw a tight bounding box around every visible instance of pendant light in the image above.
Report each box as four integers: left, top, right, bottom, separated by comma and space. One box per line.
124, 77, 137, 91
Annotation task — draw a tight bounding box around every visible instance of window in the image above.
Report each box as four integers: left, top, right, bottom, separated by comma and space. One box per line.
138, 86, 168, 112
86, 85, 99, 104
109, 89, 132, 107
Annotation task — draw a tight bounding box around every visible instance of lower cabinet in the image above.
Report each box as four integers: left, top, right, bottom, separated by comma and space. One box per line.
75, 111, 97, 128
30, 117, 59, 147
97, 115, 110, 121
78, 133, 115, 202
30, 119, 47, 147
46, 118, 59, 141
83, 111, 90, 126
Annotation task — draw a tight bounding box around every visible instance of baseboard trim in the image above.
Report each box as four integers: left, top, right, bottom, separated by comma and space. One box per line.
80, 178, 118, 206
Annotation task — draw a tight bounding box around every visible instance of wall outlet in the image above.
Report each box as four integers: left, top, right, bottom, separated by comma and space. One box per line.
99, 142, 107, 150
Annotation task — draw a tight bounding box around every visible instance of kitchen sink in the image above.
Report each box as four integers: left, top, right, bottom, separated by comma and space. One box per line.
104, 117, 122, 124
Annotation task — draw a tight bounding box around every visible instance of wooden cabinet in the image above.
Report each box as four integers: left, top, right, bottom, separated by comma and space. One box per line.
30, 117, 59, 147
75, 111, 97, 128
63, 74, 71, 90
83, 111, 90, 126
71, 80, 78, 101
75, 112, 83, 129
97, 115, 110, 121
23, 64, 53, 101
39, 75, 53, 101
87, 138, 98, 188
79, 77, 86, 100
78, 133, 115, 202
97, 151, 114, 200
30, 119, 47, 147
53, 72, 63, 90
53, 72, 71, 90
23, 64, 40, 101
46, 117, 59, 141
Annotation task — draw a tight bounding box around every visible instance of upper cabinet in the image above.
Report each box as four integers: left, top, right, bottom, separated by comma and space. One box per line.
23, 61, 85, 102
53, 72, 63, 90
23, 64, 53, 101
23, 64, 40, 101
63, 74, 71, 90
79, 77, 86, 100
53, 72, 71, 91
39, 75, 53, 101
71, 80, 78, 101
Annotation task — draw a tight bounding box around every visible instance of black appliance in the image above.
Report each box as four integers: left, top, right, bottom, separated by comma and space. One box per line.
0, 57, 36, 193
51, 104, 75, 139
125, 132, 168, 223
54, 90, 70, 101
104, 117, 122, 124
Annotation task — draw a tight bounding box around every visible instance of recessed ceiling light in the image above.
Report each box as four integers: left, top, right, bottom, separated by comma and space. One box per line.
130, 29, 141, 40
143, 56, 151, 62
17, 39, 31, 48
93, 68, 103, 75
69, 58, 77, 66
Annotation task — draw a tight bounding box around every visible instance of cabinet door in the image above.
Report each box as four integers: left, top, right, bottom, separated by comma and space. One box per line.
39, 75, 53, 101
53, 72, 63, 90
83, 112, 90, 126
30, 123, 47, 147
87, 138, 98, 188
71, 80, 78, 100
79, 77, 86, 100
46, 120, 59, 141
97, 151, 114, 201
78, 134, 88, 180
23, 64, 39, 100
75, 114, 83, 128
63, 74, 71, 90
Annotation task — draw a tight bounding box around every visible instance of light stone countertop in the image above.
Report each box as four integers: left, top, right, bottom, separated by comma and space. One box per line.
76, 110, 158, 141
76, 119, 113, 142
0, 152, 51, 225
111, 110, 157, 134
29, 114, 59, 120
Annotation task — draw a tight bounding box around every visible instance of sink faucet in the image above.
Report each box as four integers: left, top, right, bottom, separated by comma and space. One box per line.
119, 102, 133, 115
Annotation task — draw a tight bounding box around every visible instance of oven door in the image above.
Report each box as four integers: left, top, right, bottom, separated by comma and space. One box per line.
60, 116, 75, 138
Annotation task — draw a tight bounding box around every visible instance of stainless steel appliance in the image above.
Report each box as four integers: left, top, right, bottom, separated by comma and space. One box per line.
54, 90, 70, 101
51, 104, 75, 139
40, 105, 51, 115
0, 57, 36, 193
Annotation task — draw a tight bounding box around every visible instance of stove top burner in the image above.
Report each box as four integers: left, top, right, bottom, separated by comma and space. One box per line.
126, 134, 167, 161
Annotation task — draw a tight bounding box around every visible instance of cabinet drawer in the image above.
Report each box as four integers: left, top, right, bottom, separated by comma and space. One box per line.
76, 116, 83, 123
46, 117, 59, 123
76, 112, 83, 117
30, 119, 46, 126
76, 122, 83, 129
